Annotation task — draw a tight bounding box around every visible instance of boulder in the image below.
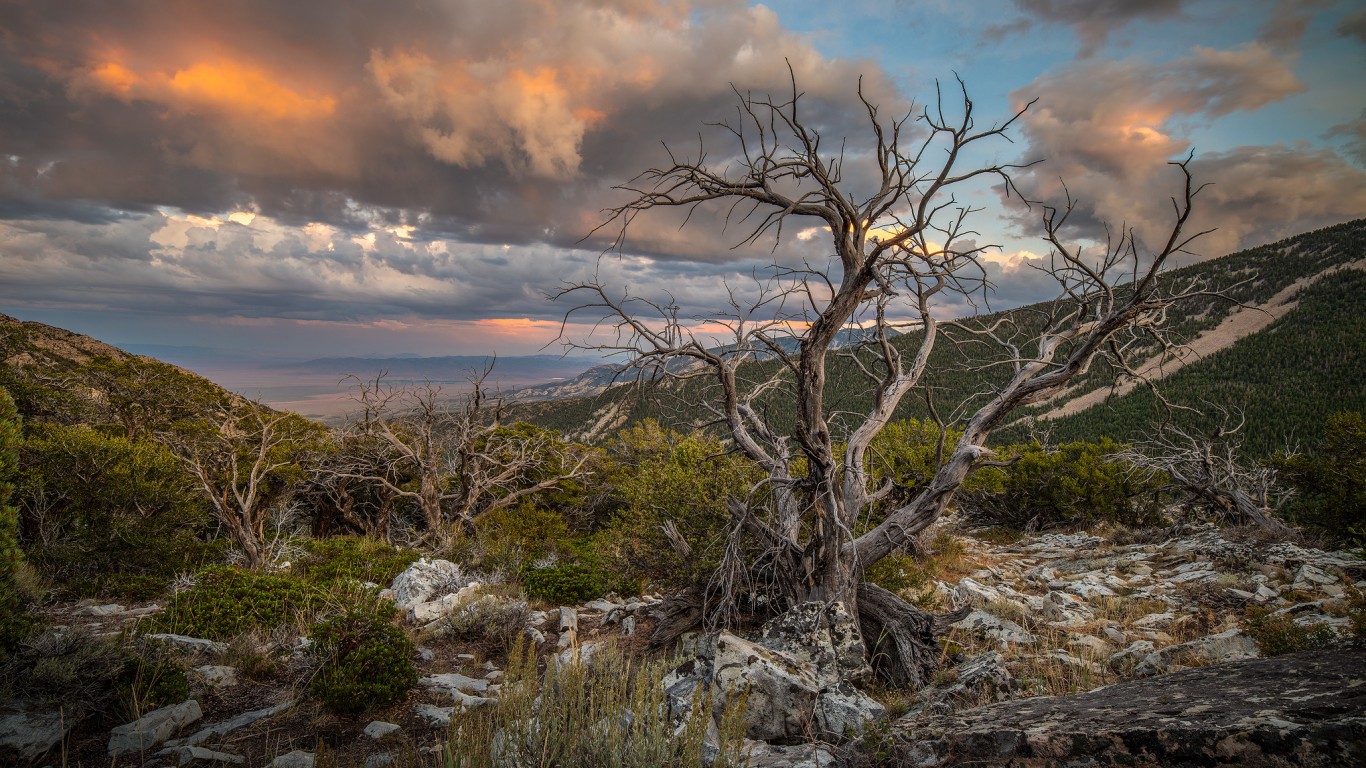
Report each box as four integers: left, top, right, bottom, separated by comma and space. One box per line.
1133, 628, 1258, 677
756, 601, 870, 684
414, 704, 454, 728
144, 634, 228, 654
108, 699, 203, 757
929, 652, 1016, 705
0, 709, 70, 764
664, 602, 886, 742
889, 646, 1366, 767
389, 558, 464, 610
959, 610, 1036, 648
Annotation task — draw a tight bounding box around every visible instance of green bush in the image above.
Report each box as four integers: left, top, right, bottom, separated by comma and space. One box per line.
296, 536, 420, 588
154, 566, 323, 640
522, 560, 609, 605
451, 503, 575, 577
1270, 411, 1365, 544
598, 422, 763, 593
1243, 606, 1338, 656
309, 605, 416, 715
0, 386, 28, 657
959, 439, 1167, 531
17, 423, 215, 598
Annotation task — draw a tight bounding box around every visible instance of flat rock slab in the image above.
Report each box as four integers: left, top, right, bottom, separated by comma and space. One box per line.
892, 645, 1366, 767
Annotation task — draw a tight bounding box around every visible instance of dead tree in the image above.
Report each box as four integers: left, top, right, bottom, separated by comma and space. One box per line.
164, 403, 315, 570
327, 368, 590, 546
559, 72, 1216, 686
1116, 411, 1288, 531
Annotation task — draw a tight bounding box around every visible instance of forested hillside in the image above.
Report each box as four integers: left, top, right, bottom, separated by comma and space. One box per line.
516, 219, 1366, 456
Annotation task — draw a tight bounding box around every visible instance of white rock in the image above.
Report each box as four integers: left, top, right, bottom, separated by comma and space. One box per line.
418, 672, 489, 695
108, 699, 203, 757
583, 599, 617, 612
389, 558, 464, 610
268, 749, 315, 768
192, 665, 239, 688
363, 721, 400, 740
814, 681, 886, 738
144, 634, 228, 654
156, 745, 246, 765
621, 615, 636, 637
166, 701, 295, 748
414, 704, 454, 728
76, 603, 126, 616
959, 610, 1036, 648
1292, 564, 1339, 589
558, 606, 579, 632
1133, 629, 1258, 677
0, 709, 69, 763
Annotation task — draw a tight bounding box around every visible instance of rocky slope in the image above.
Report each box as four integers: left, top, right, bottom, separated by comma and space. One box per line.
4, 523, 1361, 767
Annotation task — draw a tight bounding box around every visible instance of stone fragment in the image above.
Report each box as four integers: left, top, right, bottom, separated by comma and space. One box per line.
414, 704, 454, 728
155, 745, 246, 765
0, 709, 70, 763
192, 665, 238, 689
144, 634, 228, 654
418, 672, 489, 695
166, 701, 295, 748
363, 721, 400, 740
814, 681, 886, 738
1293, 564, 1338, 590
959, 610, 1036, 648
108, 700, 203, 757
268, 750, 314, 768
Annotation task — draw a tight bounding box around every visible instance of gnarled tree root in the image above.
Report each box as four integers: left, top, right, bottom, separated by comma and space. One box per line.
857, 581, 969, 688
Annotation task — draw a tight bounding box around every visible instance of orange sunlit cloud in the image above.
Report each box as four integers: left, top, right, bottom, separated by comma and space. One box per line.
85, 57, 336, 122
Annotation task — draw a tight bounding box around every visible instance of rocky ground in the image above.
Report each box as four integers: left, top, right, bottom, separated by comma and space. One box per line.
2, 523, 1362, 767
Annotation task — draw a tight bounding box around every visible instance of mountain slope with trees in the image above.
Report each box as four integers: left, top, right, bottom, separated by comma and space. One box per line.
517, 218, 1366, 457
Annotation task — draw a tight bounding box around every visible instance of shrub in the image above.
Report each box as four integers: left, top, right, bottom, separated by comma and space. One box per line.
1243, 606, 1338, 656
154, 566, 323, 641
959, 439, 1167, 531
0, 386, 28, 657
297, 536, 420, 588
309, 605, 417, 715
442, 595, 531, 661
450, 503, 574, 578
0, 627, 188, 724
443, 639, 748, 768
16, 422, 215, 598
598, 422, 764, 593
522, 560, 608, 605
1270, 411, 1365, 544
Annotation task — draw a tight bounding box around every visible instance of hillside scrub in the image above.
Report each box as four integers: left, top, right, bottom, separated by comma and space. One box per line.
0, 385, 26, 656
1270, 411, 1365, 544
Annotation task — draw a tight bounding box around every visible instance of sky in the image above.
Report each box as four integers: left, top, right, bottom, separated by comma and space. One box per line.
1, 0, 1364, 362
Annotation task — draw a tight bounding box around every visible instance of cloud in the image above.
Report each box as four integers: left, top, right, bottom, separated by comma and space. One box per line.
0, 0, 894, 258
1328, 114, 1366, 165
1002, 43, 1366, 255
1336, 8, 1366, 45
1006, 0, 1187, 56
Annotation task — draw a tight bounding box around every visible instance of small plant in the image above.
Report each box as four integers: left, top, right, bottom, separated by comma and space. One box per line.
297, 536, 421, 587
441, 594, 530, 661
153, 566, 323, 640
1243, 606, 1338, 656
309, 604, 417, 715
116, 638, 191, 722
521, 560, 608, 605
443, 639, 749, 768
